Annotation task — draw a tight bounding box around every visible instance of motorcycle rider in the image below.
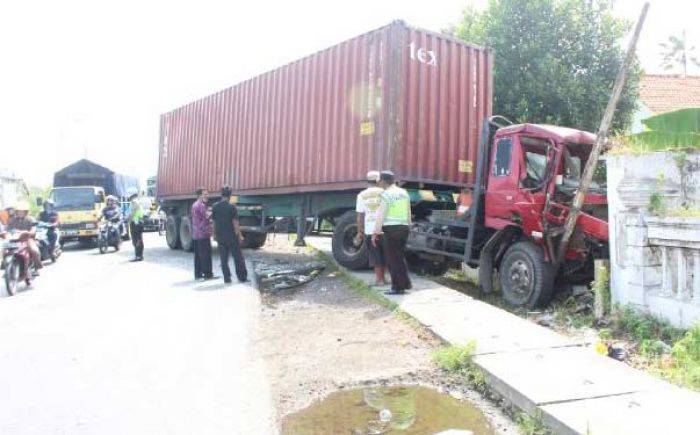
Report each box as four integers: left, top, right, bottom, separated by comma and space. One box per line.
38, 200, 59, 252
101, 196, 123, 242
7, 201, 42, 276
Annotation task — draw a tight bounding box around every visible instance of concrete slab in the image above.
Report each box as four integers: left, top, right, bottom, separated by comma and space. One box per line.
541, 388, 700, 435
473, 346, 672, 412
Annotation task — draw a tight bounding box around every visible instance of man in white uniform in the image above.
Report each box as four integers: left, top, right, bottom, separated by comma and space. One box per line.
355, 170, 387, 286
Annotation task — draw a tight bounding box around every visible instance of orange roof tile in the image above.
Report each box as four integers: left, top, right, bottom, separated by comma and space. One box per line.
639, 74, 700, 114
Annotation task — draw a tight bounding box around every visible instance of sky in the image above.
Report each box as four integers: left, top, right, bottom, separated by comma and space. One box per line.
1, 0, 698, 187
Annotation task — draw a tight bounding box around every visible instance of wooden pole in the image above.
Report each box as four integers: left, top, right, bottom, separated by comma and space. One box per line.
555, 2, 649, 266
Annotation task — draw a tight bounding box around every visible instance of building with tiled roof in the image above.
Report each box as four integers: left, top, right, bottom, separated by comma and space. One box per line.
631, 74, 700, 132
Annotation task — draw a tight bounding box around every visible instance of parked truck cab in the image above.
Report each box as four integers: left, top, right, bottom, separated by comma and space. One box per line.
49, 186, 105, 245
408, 119, 609, 308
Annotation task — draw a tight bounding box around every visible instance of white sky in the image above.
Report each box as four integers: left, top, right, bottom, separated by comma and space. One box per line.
1, 0, 698, 187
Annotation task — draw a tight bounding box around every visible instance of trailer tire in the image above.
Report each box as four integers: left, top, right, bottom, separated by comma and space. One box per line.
332, 211, 369, 270
241, 232, 267, 249
499, 241, 554, 308
179, 216, 194, 252
165, 215, 181, 249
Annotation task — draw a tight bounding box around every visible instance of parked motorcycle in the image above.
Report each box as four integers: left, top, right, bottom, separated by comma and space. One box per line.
98, 218, 121, 254
36, 222, 61, 263
2, 231, 35, 296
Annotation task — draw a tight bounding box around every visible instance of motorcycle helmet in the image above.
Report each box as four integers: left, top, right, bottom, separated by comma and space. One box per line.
127, 188, 139, 200
106, 195, 117, 205
13, 200, 30, 211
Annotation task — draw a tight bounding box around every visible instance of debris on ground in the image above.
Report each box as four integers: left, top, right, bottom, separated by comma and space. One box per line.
252, 261, 326, 291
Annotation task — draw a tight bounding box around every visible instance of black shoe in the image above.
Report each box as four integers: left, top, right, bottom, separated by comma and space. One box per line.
238, 278, 249, 283
130, 258, 140, 262
224, 278, 232, 284
202, 275, 218, 281
137, 257, 144, 261
383, 289, 406, 295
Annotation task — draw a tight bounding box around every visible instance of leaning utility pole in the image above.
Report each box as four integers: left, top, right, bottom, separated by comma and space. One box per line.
555, 2, 650, 266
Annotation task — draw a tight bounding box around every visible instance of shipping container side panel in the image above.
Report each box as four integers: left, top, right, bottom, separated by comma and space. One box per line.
157, 23, 492, 198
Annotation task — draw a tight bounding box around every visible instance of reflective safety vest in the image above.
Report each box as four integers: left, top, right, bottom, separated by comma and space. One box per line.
381, 185, 410, 226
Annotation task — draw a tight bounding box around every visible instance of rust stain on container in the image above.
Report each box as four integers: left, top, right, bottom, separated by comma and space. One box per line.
158, 21, 493, 198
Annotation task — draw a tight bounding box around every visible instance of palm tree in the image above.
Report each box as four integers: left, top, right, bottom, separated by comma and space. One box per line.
660, 30, 700, 77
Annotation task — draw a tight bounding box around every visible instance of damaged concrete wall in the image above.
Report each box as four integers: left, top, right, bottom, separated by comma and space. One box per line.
606, 151, 700, 328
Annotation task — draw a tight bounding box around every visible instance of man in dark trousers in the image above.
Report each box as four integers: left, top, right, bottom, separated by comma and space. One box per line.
372, 171, 412, 295
212, 186, 248, 283
128, 192, 145, 261
191, 188, 215, 280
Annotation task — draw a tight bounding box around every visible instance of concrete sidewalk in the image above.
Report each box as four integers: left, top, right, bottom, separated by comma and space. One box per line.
307, 236, 700, 435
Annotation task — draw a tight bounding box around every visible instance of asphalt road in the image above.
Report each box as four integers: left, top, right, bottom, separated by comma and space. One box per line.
0, 233, 274, 435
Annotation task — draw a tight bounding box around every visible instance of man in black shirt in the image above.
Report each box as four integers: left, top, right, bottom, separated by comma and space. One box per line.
212, 186, 248, 283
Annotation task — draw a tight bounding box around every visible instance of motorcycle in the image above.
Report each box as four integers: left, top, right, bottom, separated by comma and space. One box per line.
98, 218, 121, 254
36, 222, 61, 263
2, 231, 35, 296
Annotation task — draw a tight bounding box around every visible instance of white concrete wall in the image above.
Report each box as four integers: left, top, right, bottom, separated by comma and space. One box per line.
606, 151, 700, 328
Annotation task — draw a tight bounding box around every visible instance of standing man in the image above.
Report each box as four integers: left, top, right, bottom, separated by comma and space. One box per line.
191, 188, 215, 280
355, 170, 387, 286
372, 171, 412, 295
128, 192, 144, 261
212, 186, 248, 284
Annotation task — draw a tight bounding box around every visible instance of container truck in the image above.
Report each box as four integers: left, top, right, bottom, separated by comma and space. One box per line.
157, 21, 609, 308
50, 159, 140, 245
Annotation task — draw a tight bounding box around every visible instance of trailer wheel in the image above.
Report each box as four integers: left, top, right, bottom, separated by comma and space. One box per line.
241, 232, 267, 249
179, 216, 194, 252
165, 215, 181, 249
331, 211, 369, 270
499, 241, 554, 308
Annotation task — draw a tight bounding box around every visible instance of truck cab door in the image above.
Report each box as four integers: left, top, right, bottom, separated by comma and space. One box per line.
485, 136, 521, 226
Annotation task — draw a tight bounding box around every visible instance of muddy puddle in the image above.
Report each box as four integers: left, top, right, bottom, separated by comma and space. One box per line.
281, 385, 496, 434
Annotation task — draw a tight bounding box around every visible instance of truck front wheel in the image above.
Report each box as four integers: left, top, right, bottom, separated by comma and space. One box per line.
165, 215, 181, 249
499, 241, 554, 308
331, 211, 369, 270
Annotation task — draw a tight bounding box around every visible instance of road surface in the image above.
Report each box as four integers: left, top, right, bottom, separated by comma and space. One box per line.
0, 233, 274, 434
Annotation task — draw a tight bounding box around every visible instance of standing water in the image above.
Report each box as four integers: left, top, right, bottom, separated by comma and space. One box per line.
281, 385, 496, 434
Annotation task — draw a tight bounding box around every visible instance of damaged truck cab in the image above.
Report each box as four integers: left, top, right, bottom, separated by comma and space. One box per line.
408, 119, 609, 308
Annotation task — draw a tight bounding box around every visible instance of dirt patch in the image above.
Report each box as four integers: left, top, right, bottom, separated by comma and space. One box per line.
247, 236, 516, 433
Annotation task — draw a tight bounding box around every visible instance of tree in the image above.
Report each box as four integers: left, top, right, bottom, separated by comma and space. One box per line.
660, 30, 700, 77
450, 0, 640, 133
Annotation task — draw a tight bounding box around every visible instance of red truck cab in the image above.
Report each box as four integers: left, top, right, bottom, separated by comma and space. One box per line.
409, 120, 610, 308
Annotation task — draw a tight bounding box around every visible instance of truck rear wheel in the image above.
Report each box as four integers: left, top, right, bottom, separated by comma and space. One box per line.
165, 215, 181, 249
241, 232, 267, 249
331, 211, 369, 270
499, 241, 554, 308
179, 216, 194, 252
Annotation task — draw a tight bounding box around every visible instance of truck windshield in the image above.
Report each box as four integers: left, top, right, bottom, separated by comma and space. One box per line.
51, 188, 96, 211
561, 144, 606, 192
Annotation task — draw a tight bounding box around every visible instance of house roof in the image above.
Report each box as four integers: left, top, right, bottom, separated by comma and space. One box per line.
639, 74, 700, 114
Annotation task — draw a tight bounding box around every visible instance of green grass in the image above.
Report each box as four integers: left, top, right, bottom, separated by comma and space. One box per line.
516, 410, 551, 435
432, 342, 487, 393
653, 323, 700, 391
610, 305, 684, 345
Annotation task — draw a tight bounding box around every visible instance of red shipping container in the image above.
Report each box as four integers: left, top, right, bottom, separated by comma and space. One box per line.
157, 21, 493, 199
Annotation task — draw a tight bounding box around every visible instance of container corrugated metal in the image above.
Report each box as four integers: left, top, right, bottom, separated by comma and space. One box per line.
157, 21, 492, 199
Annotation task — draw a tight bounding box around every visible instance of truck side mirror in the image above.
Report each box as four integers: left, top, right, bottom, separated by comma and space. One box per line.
36, 197, 43, 206
95, 193, 105, 203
